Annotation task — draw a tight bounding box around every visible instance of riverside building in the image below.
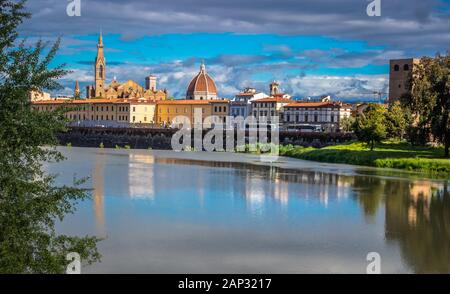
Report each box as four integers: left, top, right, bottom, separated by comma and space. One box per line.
282, 101, 352, 132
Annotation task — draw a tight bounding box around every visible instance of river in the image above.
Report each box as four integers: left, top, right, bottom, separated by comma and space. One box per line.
45, 147, 450, 273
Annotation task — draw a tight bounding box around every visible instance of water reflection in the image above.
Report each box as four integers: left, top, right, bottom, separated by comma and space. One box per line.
347, 174, 450, 273
384, 181, 450, 273
58, 148, 450, 273
92, 151, 105, 235
128, 154, 155, 199
151, 157, 450, 273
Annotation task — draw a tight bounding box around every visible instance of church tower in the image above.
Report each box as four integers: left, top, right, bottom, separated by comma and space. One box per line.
74, 80, 80, 98
95, 32, 106, 98
270, 81, 280, 96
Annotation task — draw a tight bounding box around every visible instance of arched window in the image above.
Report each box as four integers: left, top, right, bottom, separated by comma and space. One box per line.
403, 64, 409, 71
99, 65, 104, 79
394, 64, 400, 71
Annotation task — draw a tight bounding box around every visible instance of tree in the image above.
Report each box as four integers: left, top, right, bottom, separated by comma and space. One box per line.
402, 53, 450, 156
0, 0, 100, 273
340, 115, 355, 133
354, 103, 387, 150
385, 101, 409, 140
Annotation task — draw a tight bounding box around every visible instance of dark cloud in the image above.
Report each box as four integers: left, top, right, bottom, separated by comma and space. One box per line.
18, 0, 450, 54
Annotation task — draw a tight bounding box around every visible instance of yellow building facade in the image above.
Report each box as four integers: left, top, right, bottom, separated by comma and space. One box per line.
32, 98, 156, 126
31, 98, 230, 128
156, 100, 229, 127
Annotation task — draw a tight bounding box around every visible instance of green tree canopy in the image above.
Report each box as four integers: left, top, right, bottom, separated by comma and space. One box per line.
0, 0, 100, 273
354, 103, 387, 150
339, 115, 355, 133
386, 101, 410, 140
401, 53, 450, 156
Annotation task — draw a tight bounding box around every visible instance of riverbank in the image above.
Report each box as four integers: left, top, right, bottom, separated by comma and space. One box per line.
278, 141, 450, 175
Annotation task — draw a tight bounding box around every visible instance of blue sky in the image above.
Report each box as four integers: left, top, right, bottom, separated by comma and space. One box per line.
18, 0, 450, 101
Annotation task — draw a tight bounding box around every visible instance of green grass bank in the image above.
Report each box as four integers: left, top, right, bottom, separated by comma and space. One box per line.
277, 141, 450, 175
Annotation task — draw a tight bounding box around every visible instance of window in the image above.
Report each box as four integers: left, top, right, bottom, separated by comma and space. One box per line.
133, 116, 135, 122
305, 114, 309, 122
133, 107, 136, 112
106, 115, 109, 120
404, 64, 409, 71
99, 65, 104, 79
144, 116, 147, 122
111, 115, 114, 120
314, 114, 318, 122
214, 106, 218, 112
394, 64, 400, 71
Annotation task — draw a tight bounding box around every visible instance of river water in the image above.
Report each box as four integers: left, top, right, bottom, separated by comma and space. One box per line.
46, 147, 450, 273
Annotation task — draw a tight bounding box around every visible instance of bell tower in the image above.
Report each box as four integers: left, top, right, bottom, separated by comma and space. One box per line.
270, 81, 280, 96
95, 31, 106, 98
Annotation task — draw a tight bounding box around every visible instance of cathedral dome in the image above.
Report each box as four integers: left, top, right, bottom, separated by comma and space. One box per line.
186, 63, 218, 100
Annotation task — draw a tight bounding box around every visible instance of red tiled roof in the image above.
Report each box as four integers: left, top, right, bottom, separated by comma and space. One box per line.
31, 98, 157, 105
236, 93, 255, 96
252, 97, 293, 103
156, 99, 228, 105
187, 72, 217, 94
285, 101, 344, 108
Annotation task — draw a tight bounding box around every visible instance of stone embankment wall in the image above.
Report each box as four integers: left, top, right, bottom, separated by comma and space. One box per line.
57, 127, 356, 150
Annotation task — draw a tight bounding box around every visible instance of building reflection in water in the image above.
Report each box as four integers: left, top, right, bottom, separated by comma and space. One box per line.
353, 175, 450, 273
89, 152, 450, 273
158, 158, 449, 273
244, 172, 266, 216
406, 181, 439, 226
385, 180, 450, 273
247, 168, 354, 207
128, 153, 155, 199
92, 150, 106, 236
151, 159, 356, 211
